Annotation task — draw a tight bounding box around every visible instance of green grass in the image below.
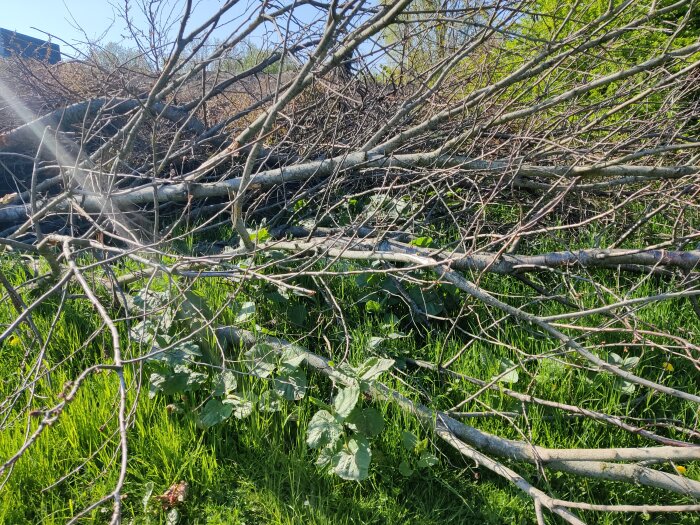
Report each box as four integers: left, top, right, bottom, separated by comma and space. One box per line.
0, 362, 530, 524
0, 220, 699, 524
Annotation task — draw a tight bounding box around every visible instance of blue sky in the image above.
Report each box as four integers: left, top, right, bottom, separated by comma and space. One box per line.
3, 1, 128, 49
1, 1, 281, 57
2, 1, 366, 66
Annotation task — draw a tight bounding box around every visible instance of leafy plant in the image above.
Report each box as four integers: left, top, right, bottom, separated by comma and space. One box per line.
491, 358, 519, 385
249, 227, 270, 244
607, 352, 641, 395
365, 300, 382, 314
133, 288, 265, 427
306, 357, 394, 481
398, 430, 439, 477
409, 236, 434, 248
245, 343, 308, 404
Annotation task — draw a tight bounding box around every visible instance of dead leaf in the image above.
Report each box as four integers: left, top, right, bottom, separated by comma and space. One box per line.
154, 481, 188, 509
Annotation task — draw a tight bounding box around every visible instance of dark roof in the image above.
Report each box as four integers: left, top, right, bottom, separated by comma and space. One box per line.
0, 28, 61, 64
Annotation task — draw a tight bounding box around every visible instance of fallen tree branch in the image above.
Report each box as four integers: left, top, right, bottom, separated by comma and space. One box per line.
214, 326, 700, 518
268, 237, 700, 274
0, 97, 204, 154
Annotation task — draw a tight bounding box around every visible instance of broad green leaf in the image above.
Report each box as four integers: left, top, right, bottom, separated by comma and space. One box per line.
245, 344, 277, 378
258, 390, 283, 412
281, 346, 306, 368
607, 352, 623, 365
346, 407, 384, 437
409, 236, 434, 248
616, 379, 636, 395
315, 444, 335, 468
367, 336, 385, 350
306, 410, 343, 449
358, 357, 394, 382
494, 369, 519, 384
335, 362, 357, 379
367, 332, 406, 351
417, 452, 439, 469
187, 368, 210, 388
354, 273, 368, 287
153, 309, 177, 334
380, 278, 400, 295
199, 398, 233, 427
178, 291, 211, 322
333, 384, 360, 419
236, 302, 256, 323
252, 227, 270, 243
130, 319, 158, 345
492, 358, 519, 384
365, 194, 412, 220
149, 366, 205, 396
355, 273, 382, 288
401, 430, 419, 452
288, 303, 307, 326
153, 333, 173, 348
224, 395, 254, 419
133, 289, 169, 310
212, 370, 238, 396
622, 356, 640, 369
273, 369, 308, 401
159, 341, 201, 366
407, 287, 444, 316
398, 460, 414, 477
332, 436, 371, 481
365, 300, 382, 314
265, 289, 289, 305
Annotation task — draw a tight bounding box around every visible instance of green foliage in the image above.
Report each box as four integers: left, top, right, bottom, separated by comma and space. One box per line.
236, 301, 257, 323
331, 436, 372, 482
333, 384, 361, 419
491, 358, 520, 385
364, 300, 382, 314
398, 430, 439, 477
249, 228, 270, 245
409, 236, 434, 248
199, 398, 235, 427
133, 289, 285, 429
606, 352, 641, 396
500, 0, 700, 128
355, 263, 459, 321
306, 358, 394, 481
